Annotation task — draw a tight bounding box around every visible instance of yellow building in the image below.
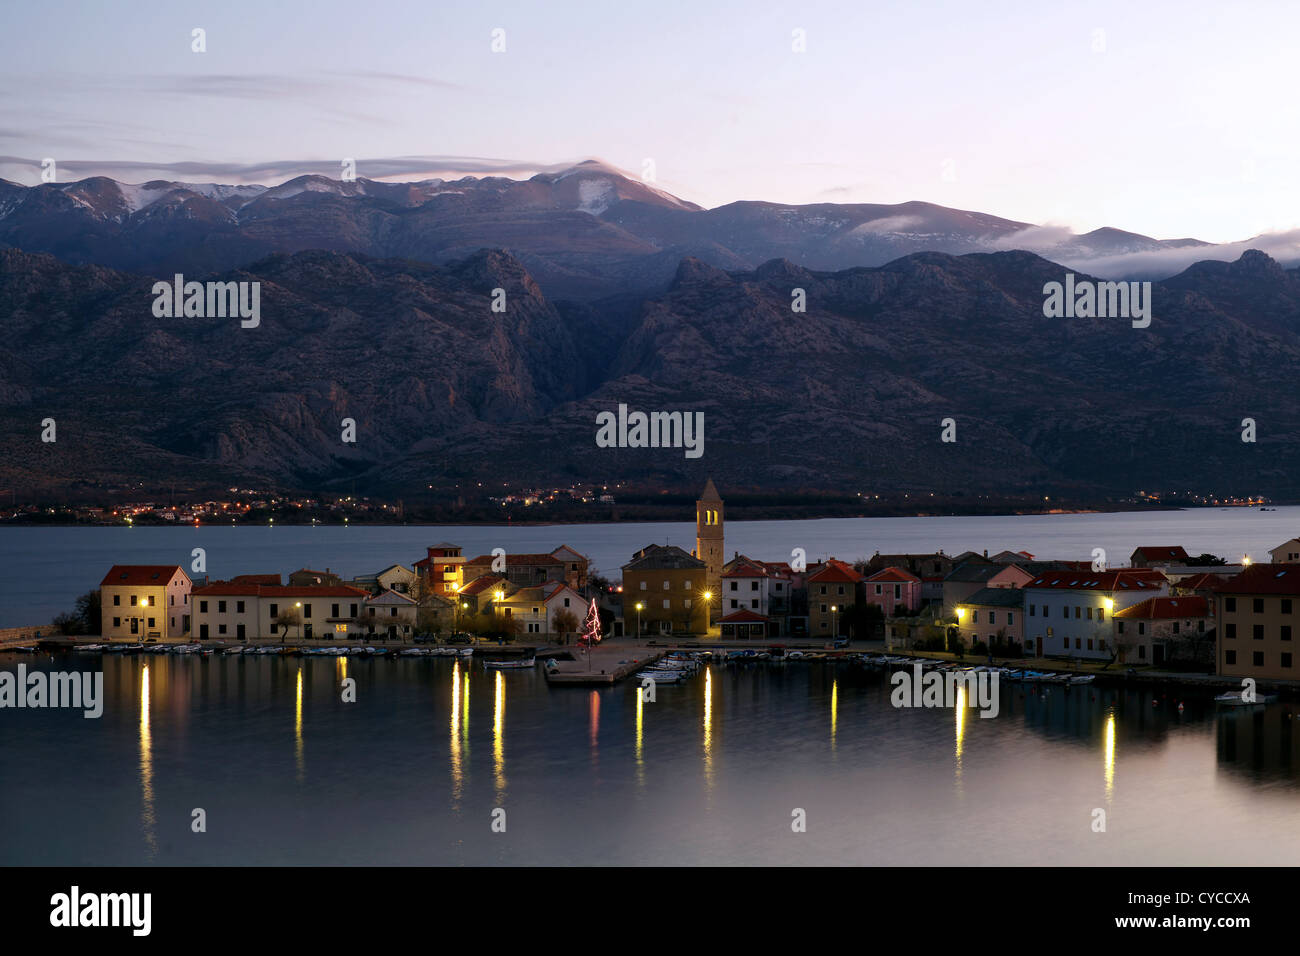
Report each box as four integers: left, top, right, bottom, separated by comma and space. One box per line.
1217, 564, 1300, 681
100, 564, 192, 640
622, 544, 709, 636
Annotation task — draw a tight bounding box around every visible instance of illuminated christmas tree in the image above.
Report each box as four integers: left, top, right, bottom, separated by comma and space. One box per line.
579, 598, 601, 648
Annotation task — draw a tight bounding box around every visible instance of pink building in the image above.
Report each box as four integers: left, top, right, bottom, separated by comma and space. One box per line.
866, 567, 922, 616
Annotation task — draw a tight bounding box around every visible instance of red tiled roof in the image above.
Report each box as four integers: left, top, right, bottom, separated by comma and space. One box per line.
807, 558, 864, 584
724, 561, 768, 578
459, 575, 511, 596
1114, 596, 1210, 619
231, 573, 281, 585
1026, 569, 1166, 591
466, 553, 563, 567
192, 583, 368, 598
100, 565, 186, 587
1217, 564, 1300, 595
867, 566, 921, 584
720, 609, 769, 623
1132, 546, 1190, 561
1178, 573, 1230, 592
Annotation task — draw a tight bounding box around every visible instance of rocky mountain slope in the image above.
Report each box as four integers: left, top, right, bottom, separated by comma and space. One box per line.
1, 244, 1296, 501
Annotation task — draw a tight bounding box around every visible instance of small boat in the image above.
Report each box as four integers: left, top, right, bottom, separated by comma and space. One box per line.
1067, 674, 1095, 685
75, 644, 104, 652
484, 658, 536, 669
457, 648, 474, 657
635, 670, 682, 684
1215, 691, 1278, 706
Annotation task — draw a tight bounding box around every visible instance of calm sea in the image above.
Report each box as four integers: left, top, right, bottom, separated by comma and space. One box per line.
0, 507, 1292, 625
0, 652, 1295, 865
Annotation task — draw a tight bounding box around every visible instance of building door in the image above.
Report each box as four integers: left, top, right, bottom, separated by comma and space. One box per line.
1153, 644, 1165, 666
237, 624, 246, 640
131, 619, 139, 635
1035, 636, 1042, 656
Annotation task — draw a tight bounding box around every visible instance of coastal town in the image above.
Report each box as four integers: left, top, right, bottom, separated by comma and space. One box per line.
4, 481, 1300, 689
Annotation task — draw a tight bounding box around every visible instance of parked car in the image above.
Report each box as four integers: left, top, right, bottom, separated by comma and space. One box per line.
446, 633, 474, 645
413, 633, 438, 644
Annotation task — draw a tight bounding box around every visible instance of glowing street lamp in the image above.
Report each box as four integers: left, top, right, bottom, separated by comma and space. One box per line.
635, 602, 644, 638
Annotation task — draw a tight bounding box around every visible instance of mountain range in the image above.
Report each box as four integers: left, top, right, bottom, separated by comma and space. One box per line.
0, 160, 1265, 303
2, 222, 1299, 502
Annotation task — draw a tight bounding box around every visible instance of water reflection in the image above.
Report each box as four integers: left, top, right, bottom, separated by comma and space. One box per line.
589, 690, 600, 763
139, 664, 156, 858
450, 661, 463, 801
703, 666, 714, 794
954, 684, 966, 791
294, 666, 304, 782
635, 687, 645, 787
830, 679, 838, 752
1216, 703, 1300, 785
493, 671, 506, 796
1104, 710, 1116, 799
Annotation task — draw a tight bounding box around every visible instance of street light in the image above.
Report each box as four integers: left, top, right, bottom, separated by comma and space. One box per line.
831, 604, 838, 642
295, 601, 302, 642
635, 602, 643, 639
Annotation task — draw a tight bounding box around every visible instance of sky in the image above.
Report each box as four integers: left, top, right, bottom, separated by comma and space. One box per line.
1, 0, 1297, 243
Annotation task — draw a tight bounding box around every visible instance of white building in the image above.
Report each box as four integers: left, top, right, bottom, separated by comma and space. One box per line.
496, 581, 588, 638
191, 582, 370, 641
363, 588, 418, 639
100, 565, 192, 640
1022, 569, 1168, 659
1269, 538, 1300, 564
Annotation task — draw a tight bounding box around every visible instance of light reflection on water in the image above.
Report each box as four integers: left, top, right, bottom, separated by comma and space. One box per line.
3, 653, 1300, 865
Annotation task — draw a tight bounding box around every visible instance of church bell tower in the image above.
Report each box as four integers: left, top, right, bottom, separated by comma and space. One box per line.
696, 479, 724, 612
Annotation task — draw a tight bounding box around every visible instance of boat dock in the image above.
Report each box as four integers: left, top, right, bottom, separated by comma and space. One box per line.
543, 645, 664, 685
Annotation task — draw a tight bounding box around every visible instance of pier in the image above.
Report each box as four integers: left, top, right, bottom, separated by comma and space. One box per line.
543, 644, 663, 685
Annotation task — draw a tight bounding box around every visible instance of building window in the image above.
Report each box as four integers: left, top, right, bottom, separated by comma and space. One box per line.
131, 596, 138, 607
1226, 598, 1237, 613
1138, 623, 1145, 635
663, 581, 670, 590
1029, 604, 1035, 616
199, 600, 208, 613
730, 582, 738, 591
1086, 607, 1093, 620
1226, 623, 1236, 639
1253, 598, 1265, 614
1253, 651, 1264, 667
1284, 626, 1293, 642
236, 601, 245, 613
218, 601, 226, 613
1285, 599, 1294, 614
303, 604, 312, 618
1284, 653, 1294, 669
1226, 650, 1236, 665
640, 581, 646, 591
1118, 621, 1125, 634
113, 617, 120, 627
269, 603, 278, 618
662, 599, 670, 610
1253, 624, 1264, 640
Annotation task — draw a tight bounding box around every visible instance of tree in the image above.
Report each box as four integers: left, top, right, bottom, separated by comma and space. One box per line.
275, 608, 301, 642
74, 590, 101, 635
552, 608, 579, 644
1191, 553, 1227, 566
